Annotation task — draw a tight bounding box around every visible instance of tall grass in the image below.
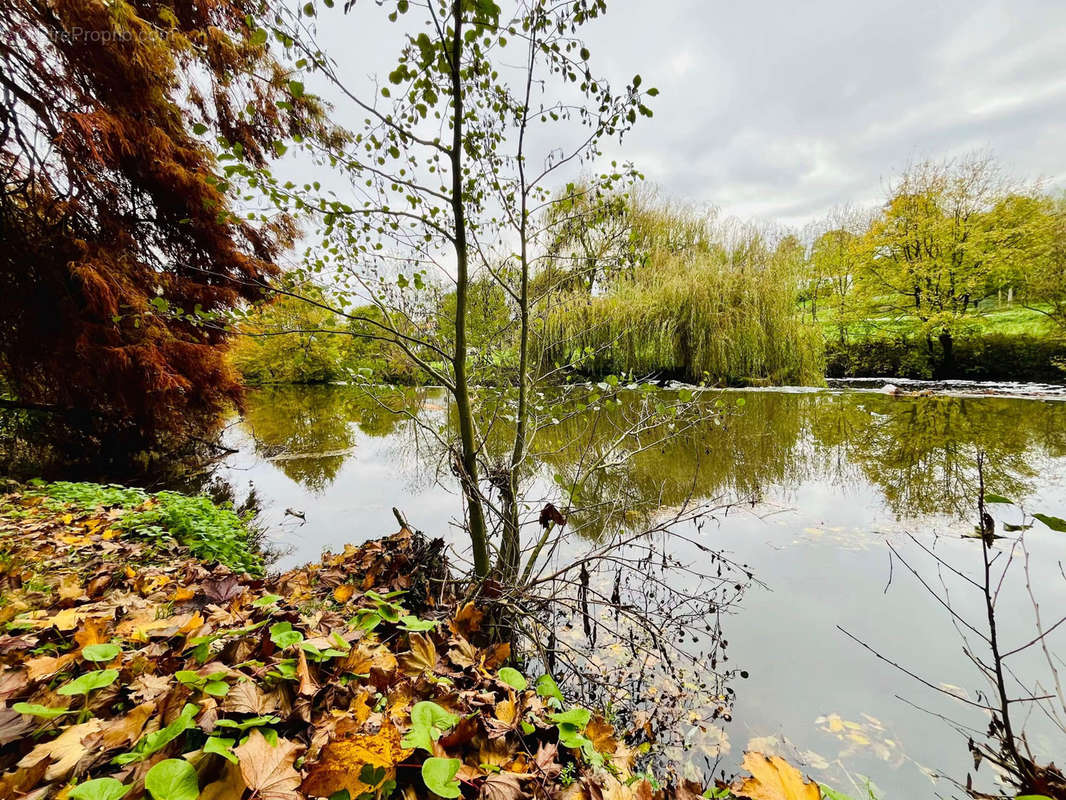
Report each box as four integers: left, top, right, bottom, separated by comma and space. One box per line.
537, 206, 824, 386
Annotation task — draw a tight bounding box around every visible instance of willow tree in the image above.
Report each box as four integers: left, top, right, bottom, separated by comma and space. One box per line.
0, 0, 330, 456
225, 0, 654, 579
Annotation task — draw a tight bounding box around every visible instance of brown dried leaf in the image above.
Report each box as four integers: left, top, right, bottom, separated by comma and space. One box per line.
235, 729, 304, 800
398, 632, 437, 675
17, 720, 101, 781
482, 772, 526, 800
449, 602, 483, 637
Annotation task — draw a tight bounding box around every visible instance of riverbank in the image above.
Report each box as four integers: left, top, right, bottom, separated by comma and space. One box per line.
0, 481, 838, 800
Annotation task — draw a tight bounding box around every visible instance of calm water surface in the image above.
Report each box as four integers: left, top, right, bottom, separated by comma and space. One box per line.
210, 384, 1066, 798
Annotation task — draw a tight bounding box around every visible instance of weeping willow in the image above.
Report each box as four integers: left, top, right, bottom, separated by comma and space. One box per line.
538, 241, 824, 386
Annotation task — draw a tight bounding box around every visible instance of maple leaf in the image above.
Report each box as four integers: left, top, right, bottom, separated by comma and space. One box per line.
74, 617, 112, 649
204, 575, 243, 603
235, 730, 304, 800
343, 641, 399, 675
732, 752, 821, 800
24, 651, 77, 681
100, 701, 156, 749
300, 722, 413, 798
398, 632, 437, 675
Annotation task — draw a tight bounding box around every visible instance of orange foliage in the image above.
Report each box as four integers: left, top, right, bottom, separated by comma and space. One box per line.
0, 0, 329, 457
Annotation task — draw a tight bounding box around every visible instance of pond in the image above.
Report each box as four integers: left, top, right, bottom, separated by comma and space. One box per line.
207, 383, 1066, 798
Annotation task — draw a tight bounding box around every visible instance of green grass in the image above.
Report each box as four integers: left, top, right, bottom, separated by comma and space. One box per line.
808, 301, 1058, 341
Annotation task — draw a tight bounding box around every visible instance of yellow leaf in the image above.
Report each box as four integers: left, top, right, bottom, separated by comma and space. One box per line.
200, 761, 247, 800
494, 699, 516, 725
332, 584, 355, 603
101, 528, 121, 540
173, 586, 196, 602
732, 752, 820, 800
300, 722, 412, 798
398, 633, 437, 675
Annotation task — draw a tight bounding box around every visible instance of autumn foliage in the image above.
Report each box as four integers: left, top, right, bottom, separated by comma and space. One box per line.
0, 0, 325, 453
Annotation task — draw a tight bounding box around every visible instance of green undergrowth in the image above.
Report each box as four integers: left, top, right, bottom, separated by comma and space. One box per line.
17, 480, 263, 575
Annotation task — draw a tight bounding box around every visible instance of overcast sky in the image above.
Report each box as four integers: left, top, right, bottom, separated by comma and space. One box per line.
309, 0, 1066, 232
579, 0, 1066, 227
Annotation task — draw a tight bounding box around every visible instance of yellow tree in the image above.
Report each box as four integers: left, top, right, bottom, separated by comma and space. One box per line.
859, 155, 1029, 370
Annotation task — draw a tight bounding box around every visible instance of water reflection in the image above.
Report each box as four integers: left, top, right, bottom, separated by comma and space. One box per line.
234, 385, 1066, 525
214, 384, 1066, 797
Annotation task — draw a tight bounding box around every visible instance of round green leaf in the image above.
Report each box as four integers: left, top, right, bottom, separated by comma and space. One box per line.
497, 667, 527, 691
57, 669, 119, 696
82, 643, 121, 662
70, 777, 130, 800
145, 758, 199, 800
421, 757, 461, 798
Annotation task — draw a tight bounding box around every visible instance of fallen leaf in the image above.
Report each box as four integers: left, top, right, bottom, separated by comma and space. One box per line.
200, 760, 247, 800
399, 633, 437, 675
732, 752, 820, 800
300, 722, 412, 798
449, 602, 483, 637
332, 584, 355, 603
482, 771, 525, 800
17, 720, 102, 781
235, 729, 304, 800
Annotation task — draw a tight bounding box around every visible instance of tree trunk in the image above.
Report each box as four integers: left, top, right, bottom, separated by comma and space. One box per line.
448, 2, 490, 579
937, 330, 955, 378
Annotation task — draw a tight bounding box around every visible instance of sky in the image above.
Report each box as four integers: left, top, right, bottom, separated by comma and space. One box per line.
303, 0, 1066, 232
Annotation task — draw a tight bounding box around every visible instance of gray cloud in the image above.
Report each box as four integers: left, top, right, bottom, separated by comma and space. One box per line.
583, 0, 1066, 227
297, 0, 1066, 232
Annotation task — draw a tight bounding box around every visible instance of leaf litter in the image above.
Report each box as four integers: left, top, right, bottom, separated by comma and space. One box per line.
0, 487, 824, 799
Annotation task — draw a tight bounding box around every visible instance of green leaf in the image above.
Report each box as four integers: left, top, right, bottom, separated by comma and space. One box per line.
550, 707, 591, 734
421, 757, 461, 798
82, 643, 121, 662
270, 621, 304, 648
498, 667, 527, 691
203, 680, 230, 697
249, 28, 268, 46
984, 494, 1014, 504
57, 669, 119, 696
1033, 513, 1066, 532
145, 758, 199, 800
191, 123, 208, 136
203, 736, 237, 764
401, 701, 459, 752
535, 674, 565, 708
819, 785, 860, 800
70, 777, 131, 800
12, 702, 72, 719
114, 704, 199, 764
288, 80, 305, 97
252, 594, 282, 607
398, 615, 436, 632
